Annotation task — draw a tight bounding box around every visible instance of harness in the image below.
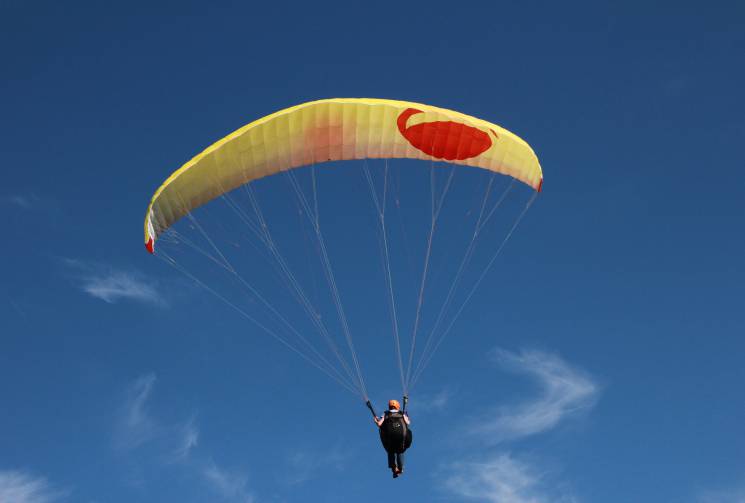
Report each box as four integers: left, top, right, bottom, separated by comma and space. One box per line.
366, 397, 413, 454
380, 410, 412, 454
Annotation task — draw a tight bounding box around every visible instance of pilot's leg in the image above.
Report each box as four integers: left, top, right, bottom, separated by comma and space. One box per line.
396, 452, 404, 473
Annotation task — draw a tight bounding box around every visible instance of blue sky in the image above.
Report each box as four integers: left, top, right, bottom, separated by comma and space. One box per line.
1, 1, 744, 502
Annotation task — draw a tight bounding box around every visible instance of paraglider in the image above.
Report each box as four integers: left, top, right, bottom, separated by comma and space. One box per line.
143, 98, 542, 477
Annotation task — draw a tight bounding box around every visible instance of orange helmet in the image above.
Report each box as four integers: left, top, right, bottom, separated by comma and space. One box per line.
388, 399, 400, 410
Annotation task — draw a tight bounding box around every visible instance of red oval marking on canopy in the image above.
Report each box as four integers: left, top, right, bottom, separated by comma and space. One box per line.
397, 108, 493, 161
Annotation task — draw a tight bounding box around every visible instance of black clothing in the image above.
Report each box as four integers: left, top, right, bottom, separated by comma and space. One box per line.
379, 411, 412, 454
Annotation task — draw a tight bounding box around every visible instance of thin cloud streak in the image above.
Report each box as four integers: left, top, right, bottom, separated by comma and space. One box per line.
83, 272, 162, 305
443, 453, 577, 503
172, 417, 199, 461
473, 348, 599, 443
0, 194, 38, 209
413, 388, 453, 412
440, 349, 594, 502
283, 445, 348, 485
0, 471, 61, 503
202, 461, 254, 503
698, 483, 745, 503
7, 298, 27, 319
64, 259, 165, 306
112, 376, 256, 500
115, 373, 157, 451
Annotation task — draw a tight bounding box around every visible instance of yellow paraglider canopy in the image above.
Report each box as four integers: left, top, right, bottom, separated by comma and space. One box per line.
144, 98, 542, 253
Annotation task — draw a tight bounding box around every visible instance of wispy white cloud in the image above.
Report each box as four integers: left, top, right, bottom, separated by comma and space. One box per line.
698, 482, 745, 503
443, 453, 577, 503
472, 348, 599, 443
64, 259, 165, 306
413, 387, 454, 413
82, 271, 161, 305
115, 373, 199, 459
0, 194, 39, 209
172, 417, 199, 461
202, 460, 254, 503
0, 470, 61, 503
115, 373, 158, 451
112, 376, 255, 500
7, 297, 27, 319
440, 349, 594, 503
283, 444, 348, 485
